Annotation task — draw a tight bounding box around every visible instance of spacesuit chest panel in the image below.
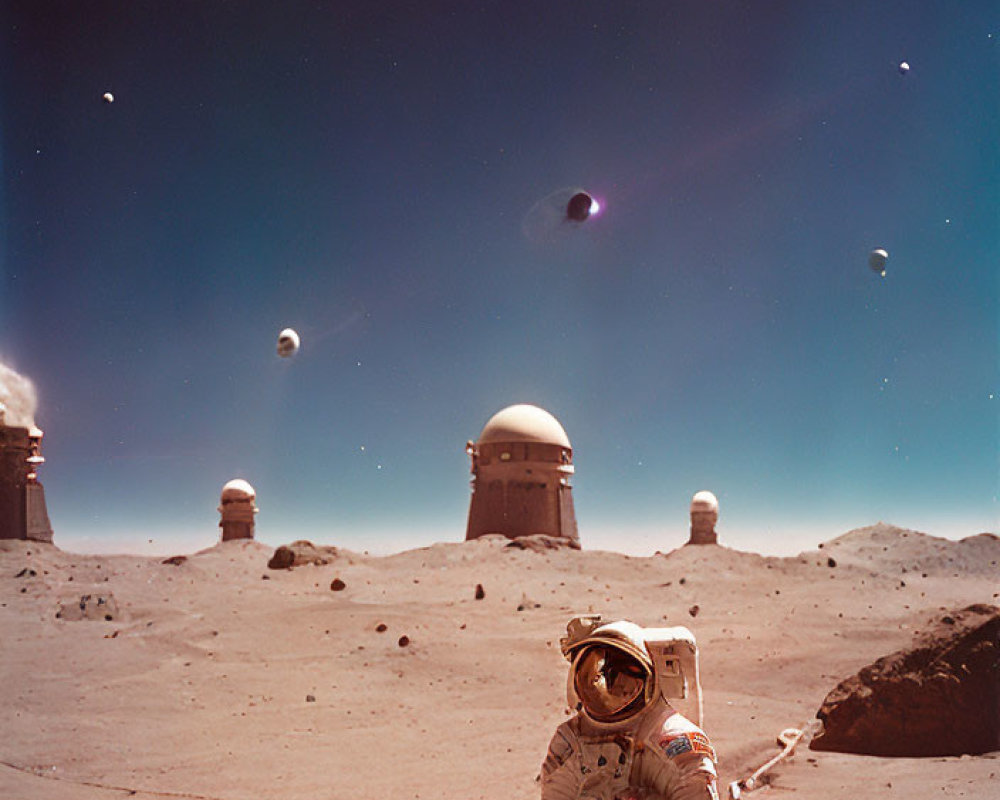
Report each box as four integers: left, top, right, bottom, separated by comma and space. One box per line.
576, 734, 636, 800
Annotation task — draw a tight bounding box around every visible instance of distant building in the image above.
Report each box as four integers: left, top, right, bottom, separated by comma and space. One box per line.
218, 479, 258, 541
0, 421, 54, 543
687, 490, 719, 545
464, 404, 579, 545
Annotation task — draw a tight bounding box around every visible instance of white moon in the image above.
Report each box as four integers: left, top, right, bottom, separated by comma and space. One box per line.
102, 92, 114, 103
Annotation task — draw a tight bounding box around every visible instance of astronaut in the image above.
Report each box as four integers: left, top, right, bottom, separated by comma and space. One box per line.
541, 616, 719, 800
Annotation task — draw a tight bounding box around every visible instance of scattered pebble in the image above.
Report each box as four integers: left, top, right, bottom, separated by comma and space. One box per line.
306, 694, 316, 702
330, 578, 346, 591
474, 583, 485, 600
688, 605, 700, 617
827, 558, 837, 568
375, 623, 387, 632
398, 635, 410, 647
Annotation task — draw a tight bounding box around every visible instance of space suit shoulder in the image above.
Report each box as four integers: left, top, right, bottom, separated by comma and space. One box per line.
654, 712, 717, 764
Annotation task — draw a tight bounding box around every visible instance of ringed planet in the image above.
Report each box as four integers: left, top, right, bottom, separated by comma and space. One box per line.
566, 191, 599, 222
869, 248, 889, 276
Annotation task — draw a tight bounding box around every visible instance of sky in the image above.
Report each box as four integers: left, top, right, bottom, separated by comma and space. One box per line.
1, 2, 997, 557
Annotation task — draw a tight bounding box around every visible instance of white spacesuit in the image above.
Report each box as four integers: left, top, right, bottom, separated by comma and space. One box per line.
541, 617, 719, 800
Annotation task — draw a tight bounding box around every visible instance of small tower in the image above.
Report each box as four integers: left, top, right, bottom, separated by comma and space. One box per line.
687, 490, 719, 545
464, 404, 579, 546
218, 479, 257, 541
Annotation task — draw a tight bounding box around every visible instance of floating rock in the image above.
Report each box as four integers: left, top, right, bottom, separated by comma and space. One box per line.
504, 534, 581, 552
57, 593, 121, 622
162, 555, 187, 566
267, 540, 339, 570
330, 578, 346, 591
810, 604, 1000, 756
474, 583, 485, 600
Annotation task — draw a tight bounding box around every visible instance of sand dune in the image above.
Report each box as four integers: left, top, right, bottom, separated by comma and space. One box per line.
2, 525, 997, 799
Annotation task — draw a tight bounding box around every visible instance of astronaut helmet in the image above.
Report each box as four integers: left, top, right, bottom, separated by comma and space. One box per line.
561, 617, 703, 728
569, 626, 655, 723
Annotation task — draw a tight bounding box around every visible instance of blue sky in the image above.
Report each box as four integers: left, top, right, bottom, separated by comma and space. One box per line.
2, 2, 996, 555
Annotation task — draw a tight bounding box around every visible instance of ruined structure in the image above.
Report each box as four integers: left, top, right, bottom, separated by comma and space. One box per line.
464, 404, 578, 546
218, 479, 258, 541
0, 420, 54, 543
687, 490, 719, 545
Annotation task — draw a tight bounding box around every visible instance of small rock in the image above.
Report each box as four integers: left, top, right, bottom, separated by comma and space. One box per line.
330, 578, 346, 591
688, 605, 700, 617
827, 557, 837, 568
161, 555, 187, 566
474, 583, 485, 600
261, 574, 270, 580
679, 577, 686, 585
305, 694, 316, 703
398, 635, 410, 648
375, 623, 387, 633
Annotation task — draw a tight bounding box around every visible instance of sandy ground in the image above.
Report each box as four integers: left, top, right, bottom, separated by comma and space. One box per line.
1, 523, 997, 800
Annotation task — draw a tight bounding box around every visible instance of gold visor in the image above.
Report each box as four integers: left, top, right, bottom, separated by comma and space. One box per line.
573, 644, 651, 722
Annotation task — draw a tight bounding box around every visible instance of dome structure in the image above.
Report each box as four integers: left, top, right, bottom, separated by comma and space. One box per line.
478, 403, 571, 448
689, 490, 718, 514
221, 478, 256, 504
219, 478, 258, 541
465, 403, 578, 546
688, 490, 719, 546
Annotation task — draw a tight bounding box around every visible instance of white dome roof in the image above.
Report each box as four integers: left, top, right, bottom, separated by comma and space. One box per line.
478, 404, 571, 448
690, 490, 718, 513
221, 478, 256, 503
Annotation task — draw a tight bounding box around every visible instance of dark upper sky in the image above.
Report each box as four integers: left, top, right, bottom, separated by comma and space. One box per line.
2, 2, 997, 554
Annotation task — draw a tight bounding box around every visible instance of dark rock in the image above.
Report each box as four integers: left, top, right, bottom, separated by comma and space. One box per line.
474, 583, 485, 600
827, 557, 837, 568
162, 555, 187, 566
688, 605, 700, 617
330, 578, 346, 591
305, 694, 316, 703
268, 540, 339, 570
267, 546, 295, 570
810, 604, 1000, 756
504, 534, 581, 552
398, 635, 410, 647
517, 592, 540, 611
261, 574, 270, 580
57, 593, 121, 622
15, 568, 37, 578
375, 623, 387, 633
